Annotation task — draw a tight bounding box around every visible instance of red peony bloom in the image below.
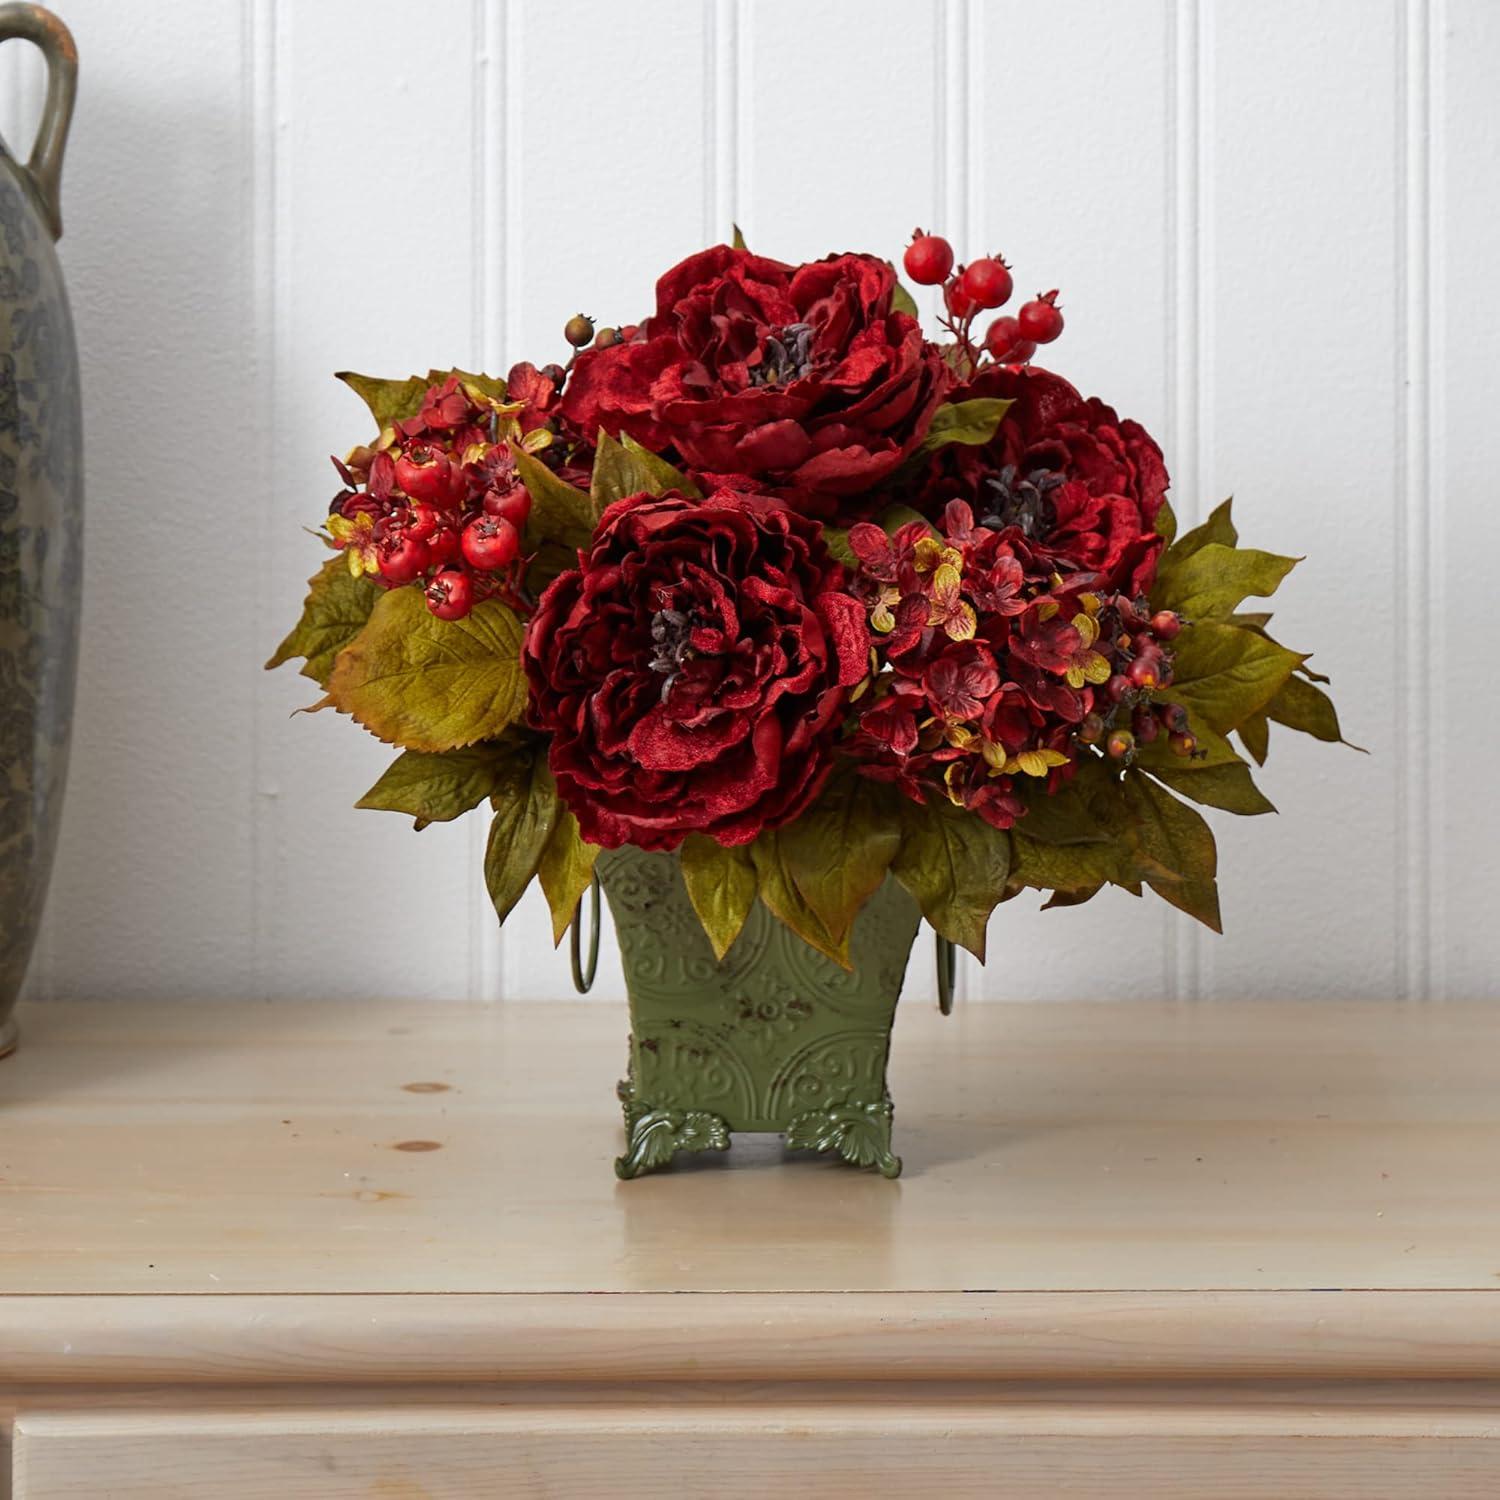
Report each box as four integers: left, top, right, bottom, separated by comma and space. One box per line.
917, 365, 1169, 596
523, 488, 870, 850
558, 246, 950, 519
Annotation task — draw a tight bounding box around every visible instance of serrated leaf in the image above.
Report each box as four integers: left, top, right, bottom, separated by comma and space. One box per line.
620, 433, 701, 497
751, 829, 848, 967
1146, 762, 1276, 816
1154, 542, 1299, 618
1238, 711, 1270, 765
537, 807, 599, 946
1123, 771, 1221, 931
429, 367, 507, 402
890, 798, 1011, 962
915, 397, 1013, 455
335, 371, 429, 432
1009, 831, 1137, 898
777, 773, 901, 948
680, 835, 758, 962
1165, 497, 1237, 562
266, 554, 381, 687
591, 430, 695, 508
1168, 619, 1304, 734
483, 747, 558, 926
511, 443, 599, 550
355, 744, 512, 829
731, 223, 749, 250
325, 589, 528, 752
1266, 672, 1360, 748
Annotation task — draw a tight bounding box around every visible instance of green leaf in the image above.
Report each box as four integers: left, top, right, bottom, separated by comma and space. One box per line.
752, 830, 848, 967
889, 271, 919, 319
1122, 771, 1221, 931
265, 555, 381, 688
879, 502, 931, 535
776, 773, 901, 949
430, 367, 507, 402
1145, 762, 1276, 816
915, 397, 1012, 455
680, 835, 758, 962
355, 744, 512, 829
1266, 673, 1359, 747
511, 443, 599, 550
822, 526, 856, 568
1168, 619, 1304, 734
536, 807, 599, 946
1009, 832, 1136, 899
890, 799, 1011, 962
1238, 711, 1270, 766
335, 371, 429, 432
483, 748, 559, 927
731, 223, 749, 250
590, 431, 696, 508
620, 433, 701, 497
1154, 542, 1299, 618
325, 589, 528, 752
1155, 496, 1178, 545
1165, 497, 1237, 562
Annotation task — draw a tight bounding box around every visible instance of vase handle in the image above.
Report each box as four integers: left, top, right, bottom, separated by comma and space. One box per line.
569, 873, 601, 994
0, 4, 76, 241
935, 934, 957, 1015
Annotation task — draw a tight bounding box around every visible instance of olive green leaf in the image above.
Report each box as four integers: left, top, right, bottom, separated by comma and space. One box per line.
1238, 711, 1270, 765
1168, 619, 1304, 734
915, 397, 1012, 456
1153, 542, 1299, 619
880, 502, 932, 535
1165, 497, 1237, 562
889, 272, 919, 319
335, 371, 429, 432
325, 589, 528, 752
537, 806, 599, 946
1267, 672, 1361, 748
591, 431, 697, 508
890, 798, 1012, 962
428, 367, 507, 402
752, 830, 848, 967
1009, 831, 1138, 899
1155, 496, 1178, 545
1123, 771, 1221, 931
680, 835, 759, 961
1145, 762, 1276, 816
822, 526, 857, 568
265, 554, 381, 687
777, 773, 902, 950
483, 748, 559, 927
731, 223, 749, 250
511, 443, 599, 550
356, 744, 513, 829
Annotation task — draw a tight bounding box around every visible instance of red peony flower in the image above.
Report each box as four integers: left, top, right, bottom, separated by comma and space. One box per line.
558, 246, 950, 519
523, 488, 870, 850
917, 365, 1169, 595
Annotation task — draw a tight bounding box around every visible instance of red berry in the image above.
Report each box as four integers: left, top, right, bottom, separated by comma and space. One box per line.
1105, 728, 1136, 761
984, 315, 1036, 365
1169, 731, 1198, 758
903, 231, 954, 286
540, 362, 567, 387
1150, 609, 1181, 641
593, 326, 619, 349
1018, 290, 1064, 343
563, 314, 594, 348
483, 484, 532, 530
1077, 711, 1105, 745
404, 501, 442, 541
944, 276, 978, 320
396, 448, 465, 508
1127, 654, 1160, 690
1106, 673, 1132, 704
1159, 702, 1190, 734
425, 567, 473, 621
1131, 706, 1161, 744
376, 531, 429, 585
958, 256, 1013, 310
426, 525, 461, 568
461, 515, 520, 571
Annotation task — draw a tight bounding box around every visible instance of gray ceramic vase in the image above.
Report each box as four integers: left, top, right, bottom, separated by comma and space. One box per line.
0, 4, 79, 1057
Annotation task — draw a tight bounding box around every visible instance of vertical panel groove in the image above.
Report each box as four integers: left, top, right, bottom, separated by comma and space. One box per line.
706, 0, 738, 241
1395, 0, 1434, 1001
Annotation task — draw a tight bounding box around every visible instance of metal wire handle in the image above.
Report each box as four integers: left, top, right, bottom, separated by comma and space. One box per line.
935, 933, 957, 1015
569, 872, 601, 993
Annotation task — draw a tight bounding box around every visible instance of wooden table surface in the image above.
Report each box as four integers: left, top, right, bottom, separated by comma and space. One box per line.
3, 998, 1500, 1497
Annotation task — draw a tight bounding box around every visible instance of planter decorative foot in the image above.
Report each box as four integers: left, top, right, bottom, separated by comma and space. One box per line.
600, 847, 920, 1178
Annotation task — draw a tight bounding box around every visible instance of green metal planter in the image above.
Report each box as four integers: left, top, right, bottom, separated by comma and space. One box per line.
597, 846, 922, 1179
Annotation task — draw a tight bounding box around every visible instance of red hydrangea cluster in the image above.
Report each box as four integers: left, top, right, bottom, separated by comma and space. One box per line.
327, 369, 566, 620
843, 498, 1192, 828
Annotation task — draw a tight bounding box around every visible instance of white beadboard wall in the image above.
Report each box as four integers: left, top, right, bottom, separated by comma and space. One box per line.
4, 0, 1494, 1004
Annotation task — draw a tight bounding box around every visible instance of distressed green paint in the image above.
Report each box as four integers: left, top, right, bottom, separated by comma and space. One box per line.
598, 846, 921, 1179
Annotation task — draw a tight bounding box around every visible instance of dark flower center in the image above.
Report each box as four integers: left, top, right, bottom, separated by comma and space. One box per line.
979, 465, 1063, 539
748, 322, 814, 387
648, 606, 696, 699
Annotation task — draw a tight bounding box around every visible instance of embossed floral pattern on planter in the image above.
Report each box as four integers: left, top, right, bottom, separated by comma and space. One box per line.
600, 846, 920, 1178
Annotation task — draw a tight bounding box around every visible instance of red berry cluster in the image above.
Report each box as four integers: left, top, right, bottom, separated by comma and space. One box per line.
903, 230, 1064, 373
328, 374, 548, 621
845, 498, 1196, 827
